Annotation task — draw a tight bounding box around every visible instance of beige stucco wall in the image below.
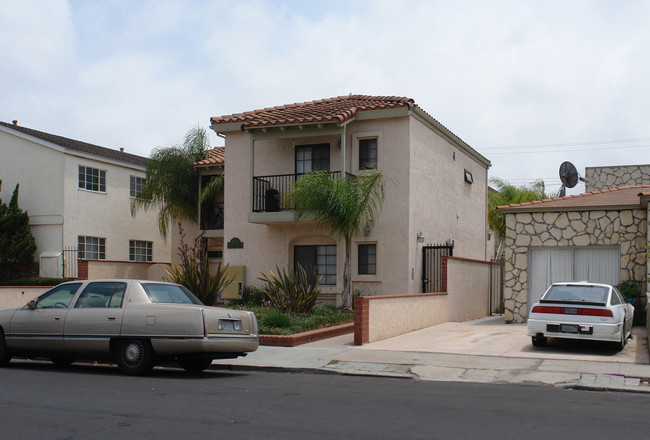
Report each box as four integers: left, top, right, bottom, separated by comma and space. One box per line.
86, 261, 171, 280
408, 117, 489, 294
585, 165, 650, 192
0, 127, 171, 266
0, 287, 50, 309
446, 258, 490, 321
503, 209, 647, 323
367, 294, 448, 343
219, 114, 489, 297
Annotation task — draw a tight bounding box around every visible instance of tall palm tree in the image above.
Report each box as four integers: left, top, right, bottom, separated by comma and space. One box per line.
289, 169, 386, 310
131, 126, 211, 239
488, 177, 551, 257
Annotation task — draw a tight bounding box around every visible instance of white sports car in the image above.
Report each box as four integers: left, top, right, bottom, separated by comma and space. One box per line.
527, 281, 634, 351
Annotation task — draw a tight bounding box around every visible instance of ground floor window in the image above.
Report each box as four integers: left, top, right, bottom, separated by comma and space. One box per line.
294, 245, 336, 285
358, 243, 376, 275
129, 240, 153, 262
78, 236, 106, 260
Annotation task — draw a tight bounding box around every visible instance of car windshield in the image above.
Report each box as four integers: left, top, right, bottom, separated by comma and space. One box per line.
542, 285, 609, 304
142, 283, 204, 305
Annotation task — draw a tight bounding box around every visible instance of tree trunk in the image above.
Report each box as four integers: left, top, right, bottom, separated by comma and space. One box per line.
341, 237, 352, 310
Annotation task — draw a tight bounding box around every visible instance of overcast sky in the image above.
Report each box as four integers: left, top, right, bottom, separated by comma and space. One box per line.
2, 0, 649, 195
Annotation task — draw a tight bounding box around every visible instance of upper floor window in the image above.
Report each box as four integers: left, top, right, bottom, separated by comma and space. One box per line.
78, 236, 106, 260
359, 138, 378, 169
130, 175, 146, 198
296, 144, 330, 174
129, 240, 152, 262
79, 165, 106, 192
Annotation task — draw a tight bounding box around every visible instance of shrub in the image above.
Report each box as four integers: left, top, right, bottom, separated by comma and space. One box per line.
258, 265, 321, 313
165, 224, 234, 305
1, 277, 70, 286
260, 309, 292, 328
231, 283, 269, 307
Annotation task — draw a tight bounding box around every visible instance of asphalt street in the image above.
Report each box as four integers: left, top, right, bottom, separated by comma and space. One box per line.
1, 361, 649, 440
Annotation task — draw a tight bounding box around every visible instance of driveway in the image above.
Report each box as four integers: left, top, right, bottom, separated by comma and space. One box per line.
315, 315, 650, 365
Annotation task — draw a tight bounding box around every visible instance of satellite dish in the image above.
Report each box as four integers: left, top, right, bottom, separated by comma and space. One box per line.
558, 161, 580, 196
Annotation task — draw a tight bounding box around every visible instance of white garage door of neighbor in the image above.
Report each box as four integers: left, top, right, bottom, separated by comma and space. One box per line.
527, 247, 620, 317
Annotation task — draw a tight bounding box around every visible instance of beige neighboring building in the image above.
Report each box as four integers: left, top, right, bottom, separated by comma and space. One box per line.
209, 95, 491, 302
0, 121, 171, 280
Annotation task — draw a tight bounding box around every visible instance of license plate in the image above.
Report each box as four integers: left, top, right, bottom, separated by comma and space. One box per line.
219, 319, 242, 331
560, 324, 579, 334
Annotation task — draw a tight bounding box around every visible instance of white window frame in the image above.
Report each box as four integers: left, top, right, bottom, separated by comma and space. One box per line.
129, 240, 153, 262
78, 165, 106, 193
351, 131, 382, 173
130, 175, 146, 198
78, 236, 106, 260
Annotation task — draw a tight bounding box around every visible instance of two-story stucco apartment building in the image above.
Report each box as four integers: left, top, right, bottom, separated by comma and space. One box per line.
208, 95, 491, 301
0, 121, 171, 279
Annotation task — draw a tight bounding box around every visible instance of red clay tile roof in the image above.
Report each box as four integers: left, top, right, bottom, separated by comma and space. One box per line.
497, 185, 650, 212
194, 147, 225, 167
0, 121, 148, 167
210, 95, 416, 128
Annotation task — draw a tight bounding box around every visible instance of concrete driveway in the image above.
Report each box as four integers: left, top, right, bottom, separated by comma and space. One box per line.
353, 315, 650, 365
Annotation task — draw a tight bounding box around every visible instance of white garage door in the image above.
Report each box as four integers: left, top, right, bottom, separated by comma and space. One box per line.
527, 246, 620, 317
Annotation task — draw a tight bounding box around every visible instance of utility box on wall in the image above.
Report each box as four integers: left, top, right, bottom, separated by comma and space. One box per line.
221, 266, 246, 300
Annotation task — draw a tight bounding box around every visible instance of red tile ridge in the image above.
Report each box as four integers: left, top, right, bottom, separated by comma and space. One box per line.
498, 185, 650, 210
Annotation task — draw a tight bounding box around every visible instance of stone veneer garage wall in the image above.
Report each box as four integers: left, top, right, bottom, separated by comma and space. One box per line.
585, 165, 650, 192
503, 208, 647, 323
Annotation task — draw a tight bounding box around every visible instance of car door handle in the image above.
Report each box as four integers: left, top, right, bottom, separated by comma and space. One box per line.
107, 316, 116, 321
53, 316, 61, 320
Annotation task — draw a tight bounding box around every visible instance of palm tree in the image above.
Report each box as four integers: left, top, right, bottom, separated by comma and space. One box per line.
131, 126, 213, 239
288, 169, 386, 310
488, 177, 551, 257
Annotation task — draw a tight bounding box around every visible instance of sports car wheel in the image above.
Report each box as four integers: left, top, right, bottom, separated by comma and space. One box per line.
0, 329, 11, 367
115, 339, 154, 375
178, 356, 213, 374
615, 329, 627, 352
531, 334, 547, 347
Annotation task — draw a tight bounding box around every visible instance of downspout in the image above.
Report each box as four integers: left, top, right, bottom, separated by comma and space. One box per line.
339, 117, 355, 176
249, 134, 255, 214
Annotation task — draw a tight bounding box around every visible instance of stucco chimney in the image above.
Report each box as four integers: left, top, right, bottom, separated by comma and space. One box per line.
120, 147, 125, 152
12, 120, 17, 125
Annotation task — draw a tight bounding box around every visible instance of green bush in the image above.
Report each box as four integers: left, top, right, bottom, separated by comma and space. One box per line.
231, 283, 269, 307
260, 309, 292, 328
1, 277, 70, 286
617, 281, 642, 299
258, 265, 321, 313
166, 224, 234, 305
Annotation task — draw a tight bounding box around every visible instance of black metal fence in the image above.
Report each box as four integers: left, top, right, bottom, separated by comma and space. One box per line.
63, 246, 78, 278
252, 171, 347, 212
200, 202, 224, 230
422, 241, 454, 293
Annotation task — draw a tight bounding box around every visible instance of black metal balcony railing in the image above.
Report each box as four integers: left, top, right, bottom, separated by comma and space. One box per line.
253, 172, 353, 213
200, 202, 224, 230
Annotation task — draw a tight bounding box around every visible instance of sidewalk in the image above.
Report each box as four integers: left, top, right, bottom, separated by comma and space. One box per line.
212, 316, 650, 392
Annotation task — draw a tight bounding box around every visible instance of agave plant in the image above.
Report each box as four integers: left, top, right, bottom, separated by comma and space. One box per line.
258, 265, 322, 313
165, 224, 234, 306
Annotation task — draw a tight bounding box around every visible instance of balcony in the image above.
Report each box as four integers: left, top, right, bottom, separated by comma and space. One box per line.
252, 172, 353, 213
200, 202, 224, 233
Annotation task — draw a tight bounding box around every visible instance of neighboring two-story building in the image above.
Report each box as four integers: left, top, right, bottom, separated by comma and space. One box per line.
0, 121, 171, 279
209, 95, 491, 302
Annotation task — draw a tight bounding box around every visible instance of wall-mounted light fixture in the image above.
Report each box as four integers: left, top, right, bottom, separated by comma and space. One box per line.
364, 223, 372, 236
417, 231, 424, 243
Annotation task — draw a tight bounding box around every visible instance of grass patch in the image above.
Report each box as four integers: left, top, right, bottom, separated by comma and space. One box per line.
235, 304, 353, 335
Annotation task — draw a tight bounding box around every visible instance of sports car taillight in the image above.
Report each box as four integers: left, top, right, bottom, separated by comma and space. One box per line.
531, 305, 613, 317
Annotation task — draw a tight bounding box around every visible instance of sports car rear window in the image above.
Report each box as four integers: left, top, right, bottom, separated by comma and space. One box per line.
542, 285, 609, 304
142, 283, 203, 305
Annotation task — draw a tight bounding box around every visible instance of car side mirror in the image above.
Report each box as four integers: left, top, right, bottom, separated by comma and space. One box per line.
27, 299, 38, 310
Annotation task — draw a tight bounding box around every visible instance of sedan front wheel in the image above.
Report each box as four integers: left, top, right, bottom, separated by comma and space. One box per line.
0, 329, 11, 367
115, 339, 154, 375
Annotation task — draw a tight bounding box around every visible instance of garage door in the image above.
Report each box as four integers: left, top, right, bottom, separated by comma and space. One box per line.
527, 246, 620, 317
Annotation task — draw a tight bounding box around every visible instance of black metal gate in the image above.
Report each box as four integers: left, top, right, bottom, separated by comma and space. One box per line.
422, 241, 454, 293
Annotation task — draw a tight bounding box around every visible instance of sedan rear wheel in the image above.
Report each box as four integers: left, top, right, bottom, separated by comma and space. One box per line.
0, 329, 11, 367
615, 329, 627, 352
115, 339, 154, 375
178, 356, 213, 374
531, 334, 547, 347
